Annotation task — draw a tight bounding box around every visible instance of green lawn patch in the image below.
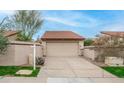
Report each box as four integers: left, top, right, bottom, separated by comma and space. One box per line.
102, 67, 124, 78
0, 66, 40, 77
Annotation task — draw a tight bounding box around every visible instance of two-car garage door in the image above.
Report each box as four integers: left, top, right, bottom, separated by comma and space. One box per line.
46, 43, 79, 56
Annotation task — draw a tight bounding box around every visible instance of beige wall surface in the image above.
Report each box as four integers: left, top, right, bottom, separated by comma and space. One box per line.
0, 42, 43, 66
0, 45, 15, 66
82, 48, 97, 60
14, 45, 33, 65
105, 57, 124, 66
82, 46, 124, 62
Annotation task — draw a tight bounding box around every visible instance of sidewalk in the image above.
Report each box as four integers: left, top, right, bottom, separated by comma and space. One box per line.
0, 76, 124, 83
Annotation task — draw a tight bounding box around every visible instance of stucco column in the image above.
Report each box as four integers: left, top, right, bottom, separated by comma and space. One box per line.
79, 41, 84, 56
42, 41, 47, 56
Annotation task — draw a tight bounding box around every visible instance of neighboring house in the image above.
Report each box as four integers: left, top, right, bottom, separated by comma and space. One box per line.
3, 31, 18, 41
41, 31, 84, 56
101, 31, 124, 40
101, 31, 124, 37
101, 31, 124, 45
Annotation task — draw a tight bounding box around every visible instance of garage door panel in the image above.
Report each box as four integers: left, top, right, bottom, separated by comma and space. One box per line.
47, 43, 78, 56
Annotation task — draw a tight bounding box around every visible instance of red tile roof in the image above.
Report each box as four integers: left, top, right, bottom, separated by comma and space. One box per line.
3, 31, 18, 37
41, 31, 85, 40
101, 31, 124, 37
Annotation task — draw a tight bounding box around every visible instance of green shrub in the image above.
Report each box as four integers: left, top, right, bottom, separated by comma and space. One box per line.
84, 39, 93, 46
0, 34, 9, 55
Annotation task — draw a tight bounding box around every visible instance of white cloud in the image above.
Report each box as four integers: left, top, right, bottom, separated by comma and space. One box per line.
44, 17, 80, 27
102, 21, 124, 31
43, 11, 101, 28
78, 15, 100, 28
105, 25, 124, 31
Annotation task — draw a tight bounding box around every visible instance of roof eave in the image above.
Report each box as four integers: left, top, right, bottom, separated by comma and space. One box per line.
41, 38, 84, 41
4, 32, 19, 37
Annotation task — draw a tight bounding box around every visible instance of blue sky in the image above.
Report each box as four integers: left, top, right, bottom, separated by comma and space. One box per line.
0, 10, 124, 39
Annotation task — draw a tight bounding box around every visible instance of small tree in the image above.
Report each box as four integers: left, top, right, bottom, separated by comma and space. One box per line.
84, 39, 93, 46
7, 10, 43, 41
0, 17, 8, 32
0, 34, 9, 54
0, 18, 9, 55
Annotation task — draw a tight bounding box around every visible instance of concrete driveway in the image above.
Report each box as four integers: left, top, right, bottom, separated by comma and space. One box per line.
38, 56, 116, 78
1, 56, 124, 83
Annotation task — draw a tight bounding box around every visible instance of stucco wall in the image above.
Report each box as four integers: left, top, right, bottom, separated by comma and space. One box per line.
105, 57, 124, 66
0, 45, 15, 66
82, 47, 97, 60
81, 46, 124, 62
0, 41, 43, 66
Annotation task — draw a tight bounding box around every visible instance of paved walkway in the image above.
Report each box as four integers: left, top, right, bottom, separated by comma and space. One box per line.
0, 56, 124, 83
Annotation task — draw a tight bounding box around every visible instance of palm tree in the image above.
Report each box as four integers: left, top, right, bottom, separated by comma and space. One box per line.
7, 10, 43, 41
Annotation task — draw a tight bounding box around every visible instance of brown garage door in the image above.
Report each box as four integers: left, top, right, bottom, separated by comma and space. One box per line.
46, 43, 79, 56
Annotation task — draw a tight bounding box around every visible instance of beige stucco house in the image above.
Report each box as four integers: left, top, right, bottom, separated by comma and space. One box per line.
3, 31, 18, 41
101, 31, 124, 45
41, 31, 84, 57
101, 31, 124, 41
101, 31, 124, 37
